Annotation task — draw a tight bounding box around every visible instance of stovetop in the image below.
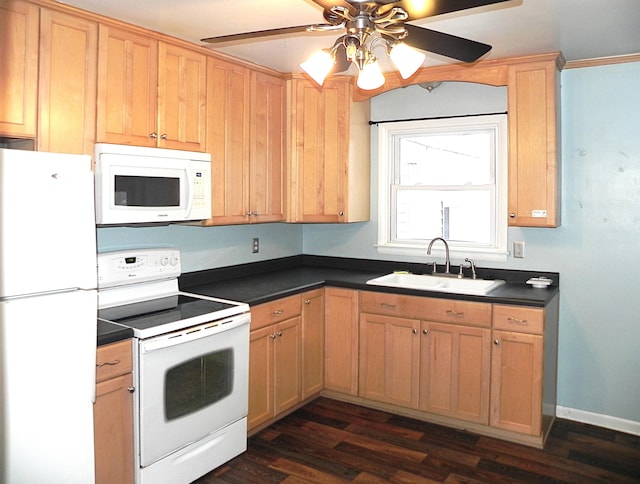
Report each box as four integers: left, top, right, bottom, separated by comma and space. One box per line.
97, 248, 249, 339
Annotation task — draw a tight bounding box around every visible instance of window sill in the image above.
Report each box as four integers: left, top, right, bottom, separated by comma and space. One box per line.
376, 243, 509, 263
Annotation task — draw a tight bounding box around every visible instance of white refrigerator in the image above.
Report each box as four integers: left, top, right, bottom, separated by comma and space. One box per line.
0, 148, 98, 483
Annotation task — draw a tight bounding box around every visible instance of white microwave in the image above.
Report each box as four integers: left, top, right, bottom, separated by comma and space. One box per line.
94, 144, 211, 225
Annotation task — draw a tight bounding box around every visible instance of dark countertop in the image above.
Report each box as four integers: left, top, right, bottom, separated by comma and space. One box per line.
97, 319, 133, 347
97, 255, 559, 346
179, 255, 559, 308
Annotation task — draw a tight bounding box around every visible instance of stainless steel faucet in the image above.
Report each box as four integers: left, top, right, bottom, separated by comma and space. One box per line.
426, 237, 450, 275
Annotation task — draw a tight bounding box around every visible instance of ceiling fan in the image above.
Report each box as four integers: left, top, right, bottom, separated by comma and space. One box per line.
201, 0, 511, 89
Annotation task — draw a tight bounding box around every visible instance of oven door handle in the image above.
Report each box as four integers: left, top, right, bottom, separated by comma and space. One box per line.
141, 315, 250, 353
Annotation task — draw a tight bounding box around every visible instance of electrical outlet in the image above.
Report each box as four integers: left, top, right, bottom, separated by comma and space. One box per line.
252, 237, 259, 253
513, 241, 525, 259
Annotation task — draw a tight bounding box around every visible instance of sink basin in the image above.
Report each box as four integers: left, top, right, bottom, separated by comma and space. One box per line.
366, 273, 505, 296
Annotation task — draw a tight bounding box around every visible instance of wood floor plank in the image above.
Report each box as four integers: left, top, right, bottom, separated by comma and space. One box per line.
197, 398, 640, 483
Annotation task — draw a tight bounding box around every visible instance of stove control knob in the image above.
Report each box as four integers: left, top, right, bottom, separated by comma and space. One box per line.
170, 256, 179, 266
160, 256, 169, 266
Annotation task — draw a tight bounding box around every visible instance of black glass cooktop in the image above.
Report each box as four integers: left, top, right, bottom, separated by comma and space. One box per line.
98, 294, 238, 333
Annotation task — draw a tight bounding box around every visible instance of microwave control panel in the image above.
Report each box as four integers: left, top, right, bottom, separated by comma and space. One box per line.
97, 248, 181, 289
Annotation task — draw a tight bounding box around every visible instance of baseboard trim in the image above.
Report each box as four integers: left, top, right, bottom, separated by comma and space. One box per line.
556, 406, 640, 436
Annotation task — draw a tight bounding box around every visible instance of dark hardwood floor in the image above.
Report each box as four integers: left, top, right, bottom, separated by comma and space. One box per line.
196, 397, 640, 483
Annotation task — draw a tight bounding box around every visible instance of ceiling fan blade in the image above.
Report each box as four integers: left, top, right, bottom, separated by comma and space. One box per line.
377, 0, 511, 21
201, 25, 318, 44
310, 0, 358, 15
404, 24, 491, 62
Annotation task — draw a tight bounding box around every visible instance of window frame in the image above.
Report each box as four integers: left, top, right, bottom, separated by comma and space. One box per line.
376, 114, 509, 262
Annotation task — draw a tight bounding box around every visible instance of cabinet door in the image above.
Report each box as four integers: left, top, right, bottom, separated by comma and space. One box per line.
96, 25, 158, 146
274, 316, 302, 415
301, 289, 324, 399
420, 321, 490, 424
248, 325, 275, 431
490, 329, 543, 435
359, 312, 420, 409
507, 60, 560, 227
38, 9, 97, 155
205, 58, 251, 224
250, 71, 285, 223
324, 287, 359, 395
157, 42, 206, 151
94, 372, 134, 484
0, 0, 38, 137
289, 78, 349, 222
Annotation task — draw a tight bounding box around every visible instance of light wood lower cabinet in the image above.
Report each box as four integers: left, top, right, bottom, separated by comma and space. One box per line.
248, 295, 302, 432
94, 339, 134, 484
324, 287, 359, 395
359, 312, 420, 408
420, 321, 491, 424
302, 289, 324, 399
490, 301, 558, 438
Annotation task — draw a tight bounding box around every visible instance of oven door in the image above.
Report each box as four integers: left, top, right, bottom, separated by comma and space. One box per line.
137, 313, 249, 468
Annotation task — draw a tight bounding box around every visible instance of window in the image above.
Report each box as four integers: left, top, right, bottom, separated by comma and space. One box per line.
376, 114, 508, 261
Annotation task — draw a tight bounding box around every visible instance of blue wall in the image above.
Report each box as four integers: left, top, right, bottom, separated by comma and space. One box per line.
98, 61, 640, 429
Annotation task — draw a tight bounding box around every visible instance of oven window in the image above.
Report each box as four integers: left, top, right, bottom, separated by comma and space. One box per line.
164, 348, 234, 420
115, 175, 180, 207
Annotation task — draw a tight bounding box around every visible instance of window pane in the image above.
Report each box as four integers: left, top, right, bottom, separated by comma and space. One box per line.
398, 132, 492, 186
395, 189, 492, 244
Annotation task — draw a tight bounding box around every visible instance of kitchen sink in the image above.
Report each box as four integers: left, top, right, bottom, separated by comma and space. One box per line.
366, 272, 505, 296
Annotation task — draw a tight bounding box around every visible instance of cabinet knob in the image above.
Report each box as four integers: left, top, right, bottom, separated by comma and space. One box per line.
412, 328, 418, 334
272, 309, 284, 316
509, 213, 516, 218
149, 132, 158, 139
304, 299, 311, 305
276, 331, 283, 337
161, 133, 168, 140
127, 387, 135, 393
339, 211, 344, 216
494, 339, 500, 345
423, 329, 429, 335
270, 333, 277, 339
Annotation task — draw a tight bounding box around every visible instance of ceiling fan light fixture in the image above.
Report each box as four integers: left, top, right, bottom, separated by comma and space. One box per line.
300, 49, 335, 86
357, 59, 385, 90
389, 42, 426, 79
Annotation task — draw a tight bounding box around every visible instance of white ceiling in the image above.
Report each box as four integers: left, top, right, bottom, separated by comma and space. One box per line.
60, 0, 640, 73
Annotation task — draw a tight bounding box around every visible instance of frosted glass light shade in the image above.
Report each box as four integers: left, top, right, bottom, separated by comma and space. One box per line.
300, 50, 334, 86
357, 60, 385, 90
389, 43, 426, 79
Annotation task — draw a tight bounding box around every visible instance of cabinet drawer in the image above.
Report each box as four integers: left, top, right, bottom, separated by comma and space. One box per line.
360, 291, 427, 319
96, 339, 132, 382
251, 294, 301, 330
360, 291, 491, 327
493, 305, 544, 335
420, 299, 492, 328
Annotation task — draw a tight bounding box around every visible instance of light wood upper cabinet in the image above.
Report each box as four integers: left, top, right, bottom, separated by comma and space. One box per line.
287, 77, 370, 223
0, 0, 39, 137
96, 25, 158, 147
38, 8, 97, 155
204, 61, 284, 225
507, 58, 561, 227
157, 41, 206, 151
205, 58, 251, 224
250, 71, 285, 223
